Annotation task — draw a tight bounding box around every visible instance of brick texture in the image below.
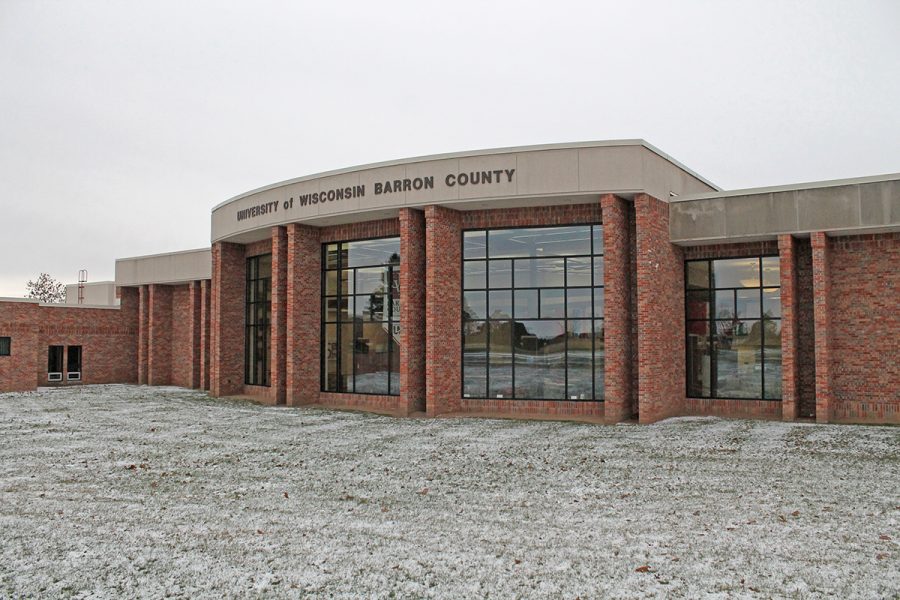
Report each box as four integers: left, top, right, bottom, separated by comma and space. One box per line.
138, 285, 149, 385
811, 232, 833, 423
148, 284, 173, 386
285, 223, 321, 406
635, 193, 684, 423
210, 241, 245, 397
200, 279, 211, 390
778, 235, 800, 420
399, 208, 426, 414
271, 226, 288, 405
828, 232, 900, 424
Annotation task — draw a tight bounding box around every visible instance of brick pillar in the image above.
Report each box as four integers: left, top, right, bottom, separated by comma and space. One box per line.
400, 208, 426, 414
424, 205, 462, 416
285, 224, 320, 406
147, 283, 173, 386
210, 242, 245, 397
188, 280, 203, 389
634, 193, 685, 423
811, 231, 833, 423
271, 226, 288, 405
200, 279, 211, 391
138, 285, 150, 385
779, 234, 800, 420
601, 194, 633, 423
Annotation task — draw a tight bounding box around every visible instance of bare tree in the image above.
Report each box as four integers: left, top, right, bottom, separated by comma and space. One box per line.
26, 273, 65, 303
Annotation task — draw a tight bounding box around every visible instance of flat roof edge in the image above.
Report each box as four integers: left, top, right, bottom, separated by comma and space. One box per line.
115, 247, 211, 263
673, 172, 900, 202
212, 139, 719, 212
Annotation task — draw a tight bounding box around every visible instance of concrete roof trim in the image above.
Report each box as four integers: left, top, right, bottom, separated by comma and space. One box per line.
0, 297, 40, 304
38, 302, 121, 310
115, 247, 211, 264
212, 139, 719, 212
673, 172, 900, 202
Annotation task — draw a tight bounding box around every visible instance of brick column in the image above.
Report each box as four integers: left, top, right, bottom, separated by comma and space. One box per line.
147, 283, 173, 386
271, 226, 288, 405
399, 208, 426, 414
811, 231, 833, 423
138, 285, 150, 385
424, 205, 462, 416
188, 280, 203, 389
199, 279, 211, 391
601, 194, 633, 423
285, 224, 320, 406
778, 234, 800, 420
634, 193, 685, 423
210, 242, 245, 397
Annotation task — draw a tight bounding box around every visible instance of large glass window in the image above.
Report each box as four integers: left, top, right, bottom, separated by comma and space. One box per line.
246, 254, 272, 386
685, 256, 781, 399
322, 237, 401, 395
0, 337, 10, 356
462, 225, 604, 401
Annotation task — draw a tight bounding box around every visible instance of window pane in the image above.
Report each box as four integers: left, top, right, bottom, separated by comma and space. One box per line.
489, 226, 591, 259
464, 230, 486, 259
593, 257, 604, 285
257, 254, 272, 279
488, 290, 512, 319
514, 289, 539, 319
763, 288, 781, 318
326, 243, 340, 269
736, 289, 761, 319
48, 345, 63, 372
567, 320, 593, 400
346, 237, 400, 268
763, 319, 782, 400
513, 320, 565, 399
463, 291, 486, 321
540, 289, 565, 318
0, 337, 9, 356
488, 321, 513, 398
567, 288, 592, 319
592, 226, 604, 255
686, 320, 711, 397
325, 270, 338, 296
390, 337, 400, 394
66, 346, 82, 373
715, 290, 735, 319
712, 258, 760, 288
356, 267, 388, 295
566, 257, 593, 287
714, 319, 762, 398
686, 261, 710, 290
685, 290, 710, 321
355, 322, 390, 394
341, 269, 354, 295
355, 293, 386, 321
514, 258, 565, 288
594, 288, 605, 319
761, 256, 780, 287
463, 261, 486, 290
340, 323, 354, 392
489, 260, 512, 288
390, 295, 400, 322
324, 324, 338, 391
463, 321, 488, 398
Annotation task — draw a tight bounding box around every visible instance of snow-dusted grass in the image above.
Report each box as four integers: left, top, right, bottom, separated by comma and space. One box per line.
1, 385, 897, 598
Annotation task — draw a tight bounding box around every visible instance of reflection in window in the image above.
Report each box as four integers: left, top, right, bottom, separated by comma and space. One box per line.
685, 256, 781, 400
462, 224, 604, 401
322, 237, 400, 395
246, 254, 272, 386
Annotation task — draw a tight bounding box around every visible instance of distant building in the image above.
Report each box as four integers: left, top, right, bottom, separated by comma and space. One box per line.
1, 140, 897, 424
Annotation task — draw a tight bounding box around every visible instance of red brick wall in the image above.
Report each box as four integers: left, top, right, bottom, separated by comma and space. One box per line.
285, 224, 321, 406
318, 392, 404, 414
811, 232, 833, 422
684, 398, 782, 419
778, 235, 800, 420
828, 232, 900, 424
210, 242, 246, 397
794, 241, 816, 418
138, 285, 149, 384
399, 208, 426, 414
320, 219, 399, 243
635, 194, 684, 423
271, 226, 288, 404
200, 280, 211, 390
0, 301, 40, 392
169, 284, 192, 388
148, 284, 173, 386
459, 399, 604, 418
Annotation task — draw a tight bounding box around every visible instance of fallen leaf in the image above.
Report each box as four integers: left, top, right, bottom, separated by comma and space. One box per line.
791, 510, 800, 517
418, 488, 429, 495
635, 565, 652, 573
879, 535, 891, 541
283, 492, 289, 499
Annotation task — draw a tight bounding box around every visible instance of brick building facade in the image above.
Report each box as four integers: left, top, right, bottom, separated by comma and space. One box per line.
1, 141, 897, 424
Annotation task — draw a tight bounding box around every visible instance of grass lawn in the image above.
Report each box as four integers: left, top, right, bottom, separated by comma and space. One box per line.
1, 385, 897, 598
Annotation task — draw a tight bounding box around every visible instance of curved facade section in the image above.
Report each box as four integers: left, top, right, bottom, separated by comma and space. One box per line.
212, 140, 717, 244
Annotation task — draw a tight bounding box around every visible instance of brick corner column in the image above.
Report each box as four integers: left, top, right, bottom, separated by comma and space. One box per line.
810, 231, 833, 423
188, 280, 203, 389
138, 284, 150, 385
399, 208, 426, 415
210, 241, 245, 397
285, 224, 320, 406
600, 194, 633, 423
424, 205, 462, 417
634, 193, 685, 424
778, 234, 800, 421
271, 226, 288, 405
199, 279, 211, 391
147, 283, 173, 386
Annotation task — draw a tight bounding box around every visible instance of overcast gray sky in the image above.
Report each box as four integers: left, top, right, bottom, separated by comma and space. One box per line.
1, 0, 898, 296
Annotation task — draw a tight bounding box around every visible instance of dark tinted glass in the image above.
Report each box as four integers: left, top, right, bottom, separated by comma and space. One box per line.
0, 337, 9, 356
324, 325, 338, 391
686, 320, 711, 397
48, 345, 63, 372
686, 261, 710, 290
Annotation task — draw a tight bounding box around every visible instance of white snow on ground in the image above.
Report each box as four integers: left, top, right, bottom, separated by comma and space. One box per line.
0, 385, 898, 599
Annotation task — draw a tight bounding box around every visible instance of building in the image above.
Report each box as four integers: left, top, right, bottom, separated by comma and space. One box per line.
1, 140, 897, 424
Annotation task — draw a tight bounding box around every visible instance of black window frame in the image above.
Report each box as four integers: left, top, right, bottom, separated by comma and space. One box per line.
67, 345, 82, 374
684, 255, 782, 401
460, 223, 605, 402
0, 336, 9, 356
48, 345, 64, 374
245, 253, 272, 387
320, 235, 401, 396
